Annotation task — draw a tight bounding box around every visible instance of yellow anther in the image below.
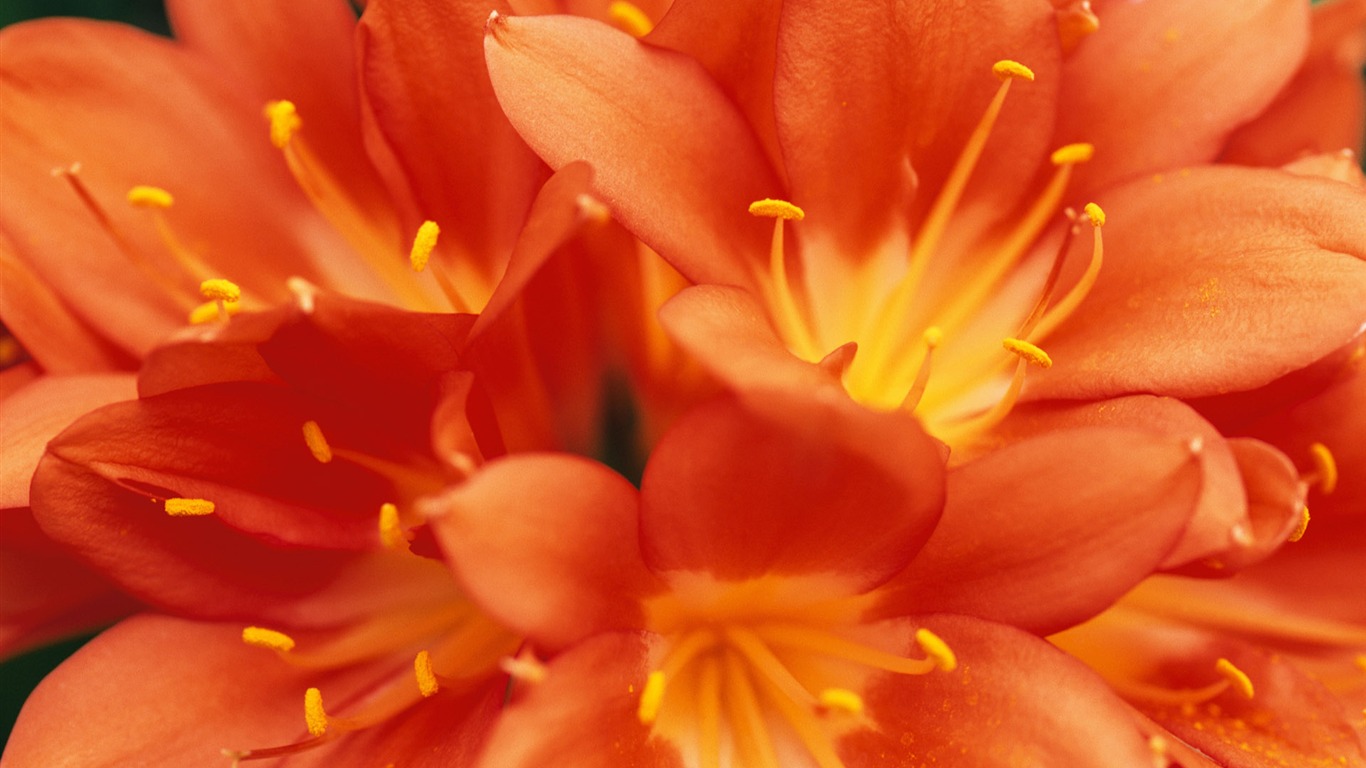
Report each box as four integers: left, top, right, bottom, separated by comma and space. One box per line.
1288, 506, 1310, 543
301, 420, 333, 464
992, 59, 1035, 82
304, 687, 329, 737
126, 185, 174, 208
378, 503, 409, 549
414, 650, 439, 697
1216, 658, 1254, 699
1309, 442, 1338, 494
922, 326, 944, 349
748, 198, 806, 221
608, 1, 654, 37
637, 670, 666, 724
241, 626, 296, 653
164, 497, 215, 516
264, 100, 301, 149
188, 300, 242, 325
1002, 337, 1053, 368
915, 628, 957, 672
409, 220, 440, 273
1083, 202, 1106, 227
1050, 143, 1095, 166
200, 278, 241, 303
818, 688, 865, 715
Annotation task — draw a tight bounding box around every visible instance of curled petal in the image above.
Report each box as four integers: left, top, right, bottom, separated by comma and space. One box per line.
641, 393, 946, 592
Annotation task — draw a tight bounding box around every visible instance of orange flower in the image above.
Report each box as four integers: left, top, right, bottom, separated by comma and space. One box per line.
482, 0, 1366, 575
429, 392, 1204, 766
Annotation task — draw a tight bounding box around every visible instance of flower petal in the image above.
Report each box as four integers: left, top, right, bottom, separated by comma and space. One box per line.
1057, 0, 1309, 194
875, 424, 1202, 634
0, 19, 353, 356
0, 373, 135, 509
484, 12, 780, 287
1223, 0, 1366, 166
426, 454, 659, 650
842, 615, 1153, 767
358, 0, 546, 272
1032, 166, 1366, 400
640, 393, 946, 592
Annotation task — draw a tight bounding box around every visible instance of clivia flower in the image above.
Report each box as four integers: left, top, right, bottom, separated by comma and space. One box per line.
428, 391, 1213, 767
482, 0, 1366, 574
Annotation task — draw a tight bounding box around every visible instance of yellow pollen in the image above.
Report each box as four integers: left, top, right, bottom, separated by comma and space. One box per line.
264, 100, 302, 149
1216, 658, 1254, 699
304, 687, 329, 737
200, 278, 241, 303
164, 497, 215, 516
414, 650, 439, 697
188, 300, 241, 325
818, 688, 865, 715
922, 326, 944, 349
378, 503, 409, 549
1288, 506, 1310, 543
409, 220, 440, 273
1309, 442, 1338, 494
638, 670, 667, 724
915, 628, 957, 672
301, 420, 333, 464
748, 198, 805, 221
1002, 337, 1053, 368
992, 59, 1035, 82
1050, 143, 1095, 166
1083, 202, 1106, 227
126, 185, 173, 208
608, 1, 654, 37
241, 626, 296, 652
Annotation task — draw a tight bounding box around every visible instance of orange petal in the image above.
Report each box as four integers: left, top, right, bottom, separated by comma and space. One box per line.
1223, 0, 1366, 165
427, 454, 660, 651
640, 393, 946, 592
357, 0, 546, 272
843, 615, 1154, 767
1031, 166, 1366, 400
484, 12, 780, 288
875, 425, 1202, 634
1058, 0, 1310, 196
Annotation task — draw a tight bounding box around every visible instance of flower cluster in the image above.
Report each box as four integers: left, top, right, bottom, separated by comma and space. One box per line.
1, 0, 1364, 766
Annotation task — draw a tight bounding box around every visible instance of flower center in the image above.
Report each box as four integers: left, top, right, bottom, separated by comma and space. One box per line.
636, 620, 955, 768
751, 60, 1108, 445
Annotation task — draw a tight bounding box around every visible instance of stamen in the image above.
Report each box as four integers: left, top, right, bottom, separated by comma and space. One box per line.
1215, 658, 1254, 699
1030, 203, 1105, 341
992, 59, 1035, 82
242, 626, 296, 653
414, 650, 439, 697
500, 648, 548, 684
1002, 337, 1053, 368
188, 300, 241, 325
749, 668, 844, 768
1050, 143, 1095, 165
164, 497, 215, 516
722, 652, 782, 768
609, 1, 654, 37
1308, 443, 1338, 494
264, 100, 302, 149
302, 420, 334, 464
818, 688, 865, 715
915, 628, 957, 672
637, 670, 667, 724
750, 199, 820, 360
409, 220, 440, 273
126, 185, 173, 209
900, 327, 943, 412
304, 688, 329, 737
378, 503, 411, 550
697, 657, 723, 768
754, 623, 936, 675
200, 278, 241, 303
1288, 506, 1310, 543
